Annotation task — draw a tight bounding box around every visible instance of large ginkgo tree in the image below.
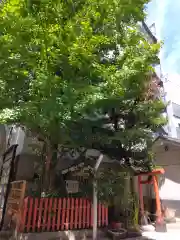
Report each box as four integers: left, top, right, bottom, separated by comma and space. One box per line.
0, 0, 166, 190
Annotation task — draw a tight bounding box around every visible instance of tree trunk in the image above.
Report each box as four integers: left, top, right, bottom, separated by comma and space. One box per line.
43, 143, 52, 193
43, 143, 67, 196
130, 175, 139, 226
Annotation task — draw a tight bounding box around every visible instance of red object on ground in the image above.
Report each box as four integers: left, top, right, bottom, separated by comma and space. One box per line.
111, 221, 122, 229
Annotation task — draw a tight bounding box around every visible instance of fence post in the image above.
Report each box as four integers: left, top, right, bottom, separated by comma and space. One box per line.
20, 197, 29, 232
16, 196, 108, 233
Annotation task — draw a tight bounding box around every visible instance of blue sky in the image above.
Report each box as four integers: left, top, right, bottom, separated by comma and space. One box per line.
146, 0, 180, 75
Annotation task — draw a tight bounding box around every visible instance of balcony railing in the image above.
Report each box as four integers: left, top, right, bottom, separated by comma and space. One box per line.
146, 73, 165, 101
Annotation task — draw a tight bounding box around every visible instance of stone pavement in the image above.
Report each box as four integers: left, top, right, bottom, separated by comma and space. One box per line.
142, 222, 180, 240
100, 222, 180, 240
2, 223, 180, 240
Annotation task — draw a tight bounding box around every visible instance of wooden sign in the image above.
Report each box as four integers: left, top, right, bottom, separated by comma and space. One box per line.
7, 180, 26, 214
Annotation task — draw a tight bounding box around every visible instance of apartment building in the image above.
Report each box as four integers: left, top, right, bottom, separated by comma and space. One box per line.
163, 75, 180, 139
143, 20, 180, 139
142, 20, 180, 218
146, 0, 180, 139
141, 21, 168, 137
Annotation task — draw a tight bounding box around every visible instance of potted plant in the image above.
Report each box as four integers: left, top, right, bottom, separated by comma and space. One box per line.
111, 210, 124, 229
107, 228, 127, 240
107, 209, 128, 239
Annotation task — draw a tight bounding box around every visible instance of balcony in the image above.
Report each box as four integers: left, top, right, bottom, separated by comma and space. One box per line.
146, 73, 165, 100
172, 102, 180, 119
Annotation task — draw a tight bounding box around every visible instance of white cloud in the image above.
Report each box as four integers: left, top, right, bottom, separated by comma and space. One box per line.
146, 0, 167, 40
147, 0, 180, 75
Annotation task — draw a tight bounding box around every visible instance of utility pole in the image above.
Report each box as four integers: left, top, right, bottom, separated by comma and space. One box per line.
93, 154, 103, 240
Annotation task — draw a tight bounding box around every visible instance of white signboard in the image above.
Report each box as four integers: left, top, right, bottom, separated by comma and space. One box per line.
65, 180, 79, 193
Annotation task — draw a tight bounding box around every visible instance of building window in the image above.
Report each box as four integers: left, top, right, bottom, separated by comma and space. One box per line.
172, 102, 180, 118
177, 127, 180, 139
176, 123, 180, 139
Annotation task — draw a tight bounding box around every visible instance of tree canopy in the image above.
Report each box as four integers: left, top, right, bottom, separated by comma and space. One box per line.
0, 0, 166, 171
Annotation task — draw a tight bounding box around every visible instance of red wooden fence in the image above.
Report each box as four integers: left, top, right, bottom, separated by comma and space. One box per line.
19, 197, 108, 232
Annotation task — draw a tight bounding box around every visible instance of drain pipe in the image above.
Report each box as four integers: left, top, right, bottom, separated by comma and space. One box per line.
93, 154, 104, 240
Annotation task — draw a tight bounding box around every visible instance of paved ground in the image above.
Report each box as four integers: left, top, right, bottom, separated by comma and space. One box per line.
101, 223, 180, 240
1, 223, 180, 239
143, 230, 180, 240
142, 222, 180, 240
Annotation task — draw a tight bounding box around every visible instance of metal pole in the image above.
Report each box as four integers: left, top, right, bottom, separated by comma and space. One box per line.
93, 154, 103, 240
93, 178, 98, 240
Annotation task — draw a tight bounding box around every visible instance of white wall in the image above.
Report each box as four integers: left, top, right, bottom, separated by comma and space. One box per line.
145, 7, 180, 139
163, 75, 180, 138
152, 141, 180, 216
155, 150, 180, 201
8, 126, 25, 155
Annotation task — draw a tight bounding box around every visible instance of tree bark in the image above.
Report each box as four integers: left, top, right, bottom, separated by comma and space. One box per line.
43, 142, 52, 193
43, 142, 67, 195
130, 175, 139, 226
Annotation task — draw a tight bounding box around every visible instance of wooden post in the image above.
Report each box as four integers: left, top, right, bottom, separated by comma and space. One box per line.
152, 176, 161, 221
152, 175, 167, 232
